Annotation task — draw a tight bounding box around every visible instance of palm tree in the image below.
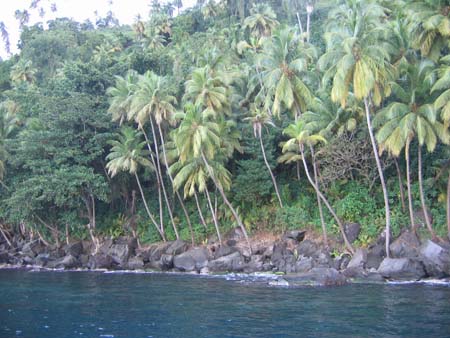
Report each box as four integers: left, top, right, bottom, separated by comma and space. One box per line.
106, 127, 165, 241
432, 55, 450, 126
107, 70, 139, 125
318, 0, 394, 257
258, 26, 314, 120
10, 60, 36, 84
282, 121, 354, 253
183, 66, 231, 117
406, 0, 450, 61
175, 105, 251, 250
375, 59, 449, 238
243, 3, 279, 38
0, 100, 18, 183
244, 106, 283, 208
130, 71, 181, 240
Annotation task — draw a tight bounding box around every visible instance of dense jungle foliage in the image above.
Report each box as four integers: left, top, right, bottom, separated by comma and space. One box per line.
0, 0, 449, 256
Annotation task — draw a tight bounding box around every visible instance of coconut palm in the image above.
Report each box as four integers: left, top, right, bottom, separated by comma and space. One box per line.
106, 70, 139, 125
258, 26, 315, 120
406, 0, 450, 61
375, 59, 449, 237
10, 60, 36, 84
106, 127, 165, 241
244, 106, 283, 208
130, 71, 182, 240
243, 3, 279, 38
282, 121, 354, 253
432, 55, 450, 126
175, 104, 251, 250
183, 66, 231, 117
0, 100, 18, 183
318, 0, 394, 257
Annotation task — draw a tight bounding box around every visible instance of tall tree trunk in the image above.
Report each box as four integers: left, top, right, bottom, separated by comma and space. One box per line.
259, 134, 283, 208
394, 157, 406, 213
418, 146, 436, 239
149, 117, 179, 239
201, 152, 251, 252
364, 97, 390, 258
0, 225, 12, 247
306, 4, 313, 43
141, 127, 165, 237
310, 145, 327, 247
157, 123, 194, 245
194, 190, 208, 230
447, 171, 450, 236
204, 188, 222, 244
405, 138, 415, 229
300, 145, 354, 254
134, 173, 166, 241
296, 12, 304, 38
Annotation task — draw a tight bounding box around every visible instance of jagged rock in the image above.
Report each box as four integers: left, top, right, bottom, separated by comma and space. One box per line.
108, 244, 132, 266
174, 248, 209, 272
22, 241, 45, 258
208, 251, 245, 272
419, 240, 450, 278
378, 258, 426, 280
347, 249, 367, 269
390, 230, 421, 258
64, 241, 83, 258
344, 223, 361, 243
88, 254, 114, 269
315, 251, 333, 268
126, 257, 144, 270
366, 243, 385, 270
99, 238, 113, 254
225, 227, 245, 242
80, 254, 89, 267
262, 245, 273, 259
213, 245, 237, 259
282, 230, 306, 243
159, 254, 174, 270
47, 255, 80, 269
296, 240, 318, 257
284, 268, 347, 286
0, 251, 9, 263
343, 267, 384, 282
244, 255, 264, 273
294, 256, 313, 273
165, 240, 189, 256
146, 242, 171, 262
34, 253, 50, 267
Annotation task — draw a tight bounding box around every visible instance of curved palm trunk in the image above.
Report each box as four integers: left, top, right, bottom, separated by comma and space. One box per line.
201, 152, 251, 252
149, 117, 179, 239
364, 97, 390, 258
300, 145, 354, 254
418, 146, 436, 239
405, 138, 415, 229
134, 173, 166, 241
259, 135, 283, 208
204, 188, 222, 244
394, 157, 406, 213
310, 145, 327, 247
194, 190, 208, 230
157, 123, 194, 245
141, 127, 165, 237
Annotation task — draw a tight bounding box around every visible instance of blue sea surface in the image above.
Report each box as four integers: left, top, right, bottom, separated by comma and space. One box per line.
1, 269, 450, 338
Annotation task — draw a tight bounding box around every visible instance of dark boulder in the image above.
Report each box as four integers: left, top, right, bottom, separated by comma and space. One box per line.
165, 240, 189, 256
296, 240, 318, 257
0, 251, 9, 263
419, 240, 450, 278
159, 254, 174, 270
34, 253, 50, 267
244, 255, 264, 273
146, 242, 172, 262
282, 230, 306, 243
88, 254, 114, 270
225, 227, 245, 242
64, 241, 84, 258
344, 223, 361, 243
208, 252, 245, 272
108, 244, 132, 266
294, 256, 313, 273
390, 230, 421, 258
366, 243, 385, 270
284, 268, 347, 286
47, 255, 80, 269
126, 257, 144, 270
378, 258, 426, 280
213, 245, 237, 259
347, 249, 367, 269
22, 241, 45, 258
173, 248, 209, 272
99, 238, 113, 254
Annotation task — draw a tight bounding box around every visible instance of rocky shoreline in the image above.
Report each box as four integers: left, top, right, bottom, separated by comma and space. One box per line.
1, 227, 450, 287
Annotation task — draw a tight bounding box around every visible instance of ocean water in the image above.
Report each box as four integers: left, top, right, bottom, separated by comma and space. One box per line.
1, 269, 450, 338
